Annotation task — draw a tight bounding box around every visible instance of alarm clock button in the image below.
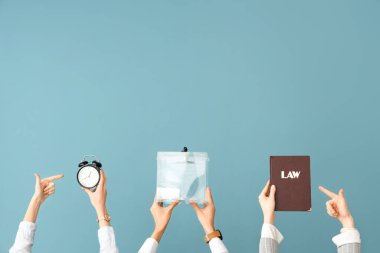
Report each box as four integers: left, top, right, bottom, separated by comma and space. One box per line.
78, 161, 89, 167
92, 160, 102, 168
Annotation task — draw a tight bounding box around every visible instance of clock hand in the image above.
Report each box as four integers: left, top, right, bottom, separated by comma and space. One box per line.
79, 175, 88, 180
80, 172, 92, 181
85, 172, 91, 178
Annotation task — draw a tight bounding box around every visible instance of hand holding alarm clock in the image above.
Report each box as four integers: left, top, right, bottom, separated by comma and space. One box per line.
77, 155, 111, 226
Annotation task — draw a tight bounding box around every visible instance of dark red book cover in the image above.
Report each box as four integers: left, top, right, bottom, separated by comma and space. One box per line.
270, 156, 311, 211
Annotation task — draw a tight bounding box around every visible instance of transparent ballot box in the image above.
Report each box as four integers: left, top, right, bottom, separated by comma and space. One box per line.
156, 152, 209, 204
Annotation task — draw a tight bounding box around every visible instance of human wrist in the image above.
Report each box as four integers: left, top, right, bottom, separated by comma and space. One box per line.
97, 211, 111, 228
95, 205, 110, 227
151, 227, 165, 243
98, 220, 111, 227
95, 205, 107, 217
23, 196, 42, 223
31, 195, 43, 206
340, 215, 355, 229
203, 224, 216, 234
264, 213, 275, 225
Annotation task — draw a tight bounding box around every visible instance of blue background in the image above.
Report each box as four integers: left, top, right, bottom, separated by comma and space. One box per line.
0, 0, 379, 252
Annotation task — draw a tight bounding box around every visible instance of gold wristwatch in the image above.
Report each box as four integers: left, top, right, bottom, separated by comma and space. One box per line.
97, 214, 111, 223
204, 229, 223, 243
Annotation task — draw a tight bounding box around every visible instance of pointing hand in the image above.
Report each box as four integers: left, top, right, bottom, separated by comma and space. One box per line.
34, 173, 64, 204
319, 186, 355, 228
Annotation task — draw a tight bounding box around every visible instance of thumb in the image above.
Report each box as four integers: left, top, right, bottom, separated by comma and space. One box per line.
168, 201, 180, 211
81, 187, 92, 196
339, 188, 344, 198
35, 173, 41, 188
190, 201, 201, 214
269, 185, 276, 199
338, 188, 348, 205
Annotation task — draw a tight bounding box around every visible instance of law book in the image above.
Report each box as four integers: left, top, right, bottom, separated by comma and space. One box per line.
270, 156, 311, 211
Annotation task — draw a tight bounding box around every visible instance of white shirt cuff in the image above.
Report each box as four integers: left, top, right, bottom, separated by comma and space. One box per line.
19, 221, 37, 242
209, 237, 229, 253
332, 228, 361, 247
138, 238, 159, 253
261, 224, 284, 244
98, 226, 118, 252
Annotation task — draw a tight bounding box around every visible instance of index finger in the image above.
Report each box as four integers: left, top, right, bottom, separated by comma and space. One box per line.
319, 186, 337, 199
45, 174, 64, 182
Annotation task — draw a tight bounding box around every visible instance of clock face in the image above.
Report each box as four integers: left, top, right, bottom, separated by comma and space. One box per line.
77, 165, 100, 188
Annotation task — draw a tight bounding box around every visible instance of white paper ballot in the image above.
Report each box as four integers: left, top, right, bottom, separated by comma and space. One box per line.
156, 187, 180, 200
156, 152, 209, 204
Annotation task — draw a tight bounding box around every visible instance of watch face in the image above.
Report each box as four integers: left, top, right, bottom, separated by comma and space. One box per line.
77, 165, 100, 189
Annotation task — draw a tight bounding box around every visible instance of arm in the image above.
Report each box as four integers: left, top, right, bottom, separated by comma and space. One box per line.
190, 188, 229, 253
82, 170, 119, 253
9, 173, 64, 253
335, 229, 361, 253
319, 186, 361, 253
258, 181, 284, 253
138, 198, 179, 253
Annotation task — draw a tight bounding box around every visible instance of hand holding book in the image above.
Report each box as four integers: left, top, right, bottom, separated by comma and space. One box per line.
258, 180, 276, 225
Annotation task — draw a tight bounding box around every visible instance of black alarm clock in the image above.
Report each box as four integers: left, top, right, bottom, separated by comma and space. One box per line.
77, 155, 102, 189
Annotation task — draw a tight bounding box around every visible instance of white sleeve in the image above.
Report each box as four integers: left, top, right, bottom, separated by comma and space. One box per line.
138, 238, 158, 253
9, 221, 36, 253
208, 238, 229, 253
332, 228, 361, 247
261, 224, 284, 244
98, 226, 119, 253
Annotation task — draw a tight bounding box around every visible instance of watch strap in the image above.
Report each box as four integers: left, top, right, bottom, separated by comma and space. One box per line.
203, 229, 222, 243
97, 214, 111, 223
